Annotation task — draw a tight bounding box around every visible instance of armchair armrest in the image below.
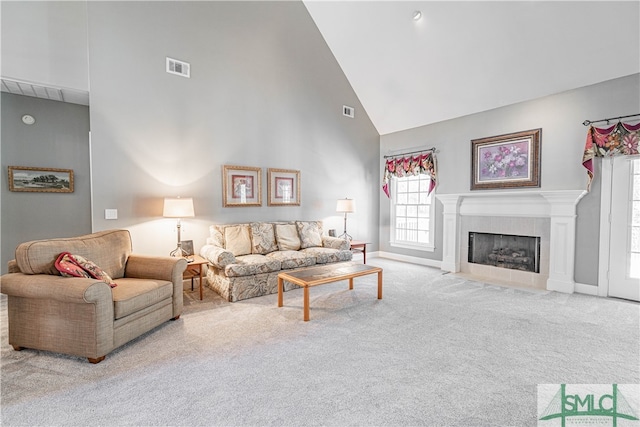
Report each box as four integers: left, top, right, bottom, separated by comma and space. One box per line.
125, 255, 187, 320
322, 236, 351, 251
0, 273, 115, 361
200, 245, 236, 269
0, 273, 113, 304
124, 255, 187, 283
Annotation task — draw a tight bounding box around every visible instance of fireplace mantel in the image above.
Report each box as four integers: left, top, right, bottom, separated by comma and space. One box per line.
435, 190, 587, 293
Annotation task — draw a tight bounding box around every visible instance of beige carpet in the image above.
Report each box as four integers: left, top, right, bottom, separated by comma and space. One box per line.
1, 258, 639, 426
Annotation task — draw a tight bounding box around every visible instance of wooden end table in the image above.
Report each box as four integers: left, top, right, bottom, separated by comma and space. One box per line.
349, 240, 369, 264
182, 255, 208, 300
278, 263, 383, 321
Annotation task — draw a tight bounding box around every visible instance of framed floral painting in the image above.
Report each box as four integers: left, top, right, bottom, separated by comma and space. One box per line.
471, 128, 541, 190
267, 168, 300, 206
222, 165, 262, 207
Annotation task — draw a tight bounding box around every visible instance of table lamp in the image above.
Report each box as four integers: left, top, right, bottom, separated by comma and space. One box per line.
163, 197, 195, 259
336, 198, 355, 240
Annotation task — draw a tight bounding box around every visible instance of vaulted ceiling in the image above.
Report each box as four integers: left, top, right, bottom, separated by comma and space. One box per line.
2, 1, 638, 136
304, 1, 640, 135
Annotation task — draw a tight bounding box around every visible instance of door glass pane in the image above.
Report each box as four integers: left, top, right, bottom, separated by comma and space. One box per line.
630, 160, 640, 279
631, 253, 640, 279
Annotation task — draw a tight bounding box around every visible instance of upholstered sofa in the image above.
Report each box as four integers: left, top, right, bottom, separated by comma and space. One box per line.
0, 230, 187, 363
200, 221, 352, 302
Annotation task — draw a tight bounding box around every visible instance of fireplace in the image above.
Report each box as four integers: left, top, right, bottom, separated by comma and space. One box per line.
436, 190, 587, 293
468, 232, 540, 273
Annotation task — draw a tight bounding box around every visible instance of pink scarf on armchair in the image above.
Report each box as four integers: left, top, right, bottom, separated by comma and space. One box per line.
54, 252, 117, 288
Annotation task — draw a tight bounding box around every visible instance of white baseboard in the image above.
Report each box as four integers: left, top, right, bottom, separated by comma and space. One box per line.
375, 251, 442, 269
547, 280, 600, 296
546, 278, 575, 294
371, 252, 600, 296
574, 282, 599, 296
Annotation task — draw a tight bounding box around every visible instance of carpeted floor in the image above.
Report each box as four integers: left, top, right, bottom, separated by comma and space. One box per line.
1, 258, 638, 426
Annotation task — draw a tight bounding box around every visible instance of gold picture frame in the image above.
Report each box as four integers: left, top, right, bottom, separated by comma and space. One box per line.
8, 166, 74, 193
267, 168, 300, 206
471, 128, 541, 190
222, 165, 262, 207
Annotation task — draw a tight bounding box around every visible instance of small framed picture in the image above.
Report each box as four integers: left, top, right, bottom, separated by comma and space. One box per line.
222, 165, 262, 207
8, 166, 74, 193
267, 168, 300, 206
180, 240, 194, 256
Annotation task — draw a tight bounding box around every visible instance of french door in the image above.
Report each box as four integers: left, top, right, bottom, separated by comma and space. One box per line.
607, 157, 640, 301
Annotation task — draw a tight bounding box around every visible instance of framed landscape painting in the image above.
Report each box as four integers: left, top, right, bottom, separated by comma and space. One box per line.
222, 165, 262, 207
267, 168, 300, 206
8, 166, 74, 193
471, 128, 541, 190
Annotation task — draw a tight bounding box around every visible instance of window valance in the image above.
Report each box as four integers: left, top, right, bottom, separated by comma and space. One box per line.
382, 152, 437, 197
582, 121, 640, 190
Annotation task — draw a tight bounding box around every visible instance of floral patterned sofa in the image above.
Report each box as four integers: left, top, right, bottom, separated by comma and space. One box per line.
200, 221, 352, 302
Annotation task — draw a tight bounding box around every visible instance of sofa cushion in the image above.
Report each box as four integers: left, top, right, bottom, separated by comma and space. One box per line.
209, 225, 225, 247
250, 223, 278, 254
111, 278, 173, 320
14, 229, 131, 279
265, 250, 316, 269
296, 221, 323, 249
300, 247, 353, 264
224, 254, 281, 277
274, 224, 301, 251
224, 225, 252, 256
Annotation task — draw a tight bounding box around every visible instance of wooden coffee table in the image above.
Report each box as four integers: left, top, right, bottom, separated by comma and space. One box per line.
277, 263, 383, 321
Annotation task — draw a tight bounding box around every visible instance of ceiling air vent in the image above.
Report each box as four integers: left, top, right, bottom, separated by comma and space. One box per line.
343, 105, 355, 118
166, 57, 190, 78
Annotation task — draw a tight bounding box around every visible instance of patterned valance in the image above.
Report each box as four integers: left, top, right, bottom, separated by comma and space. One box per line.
582, 121, 640, 190
382, 152, 437, 198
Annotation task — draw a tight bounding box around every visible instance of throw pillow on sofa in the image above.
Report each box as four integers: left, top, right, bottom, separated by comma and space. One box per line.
225, 225, 252, 256
296, 221, 323, 248
250, 222, 278, 254
274, 223, 301, 251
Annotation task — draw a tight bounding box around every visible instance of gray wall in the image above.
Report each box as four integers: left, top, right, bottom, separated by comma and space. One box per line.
380, 73, 640, 286
1, 93, 91, 273
86, 1, 380, 255
0, 1, 88, 91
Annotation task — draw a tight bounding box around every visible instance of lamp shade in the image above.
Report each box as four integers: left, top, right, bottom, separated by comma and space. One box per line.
163, 197, 195, 218
336, 198, 355, 213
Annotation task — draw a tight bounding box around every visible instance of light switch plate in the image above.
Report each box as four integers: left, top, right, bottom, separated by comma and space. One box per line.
105, 209, 118, 220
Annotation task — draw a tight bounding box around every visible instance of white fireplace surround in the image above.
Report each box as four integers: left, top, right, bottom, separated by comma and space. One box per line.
435, 190, 587, 293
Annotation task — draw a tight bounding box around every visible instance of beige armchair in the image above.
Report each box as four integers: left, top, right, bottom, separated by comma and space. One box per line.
0, 230, 187, 363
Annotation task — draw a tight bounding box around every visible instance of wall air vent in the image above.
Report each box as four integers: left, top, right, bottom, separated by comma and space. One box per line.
343, 105, 355, 118
166, 57, 190, 78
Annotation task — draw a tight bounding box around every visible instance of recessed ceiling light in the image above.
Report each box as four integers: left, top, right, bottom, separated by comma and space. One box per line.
21, 114, 35, 125
412, 10, 422, 21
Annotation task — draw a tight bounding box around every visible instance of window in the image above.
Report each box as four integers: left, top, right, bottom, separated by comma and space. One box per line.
390, 174, 434, 251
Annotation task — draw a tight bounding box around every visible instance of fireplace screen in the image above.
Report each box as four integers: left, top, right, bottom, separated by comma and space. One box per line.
468, 232, 540, 273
